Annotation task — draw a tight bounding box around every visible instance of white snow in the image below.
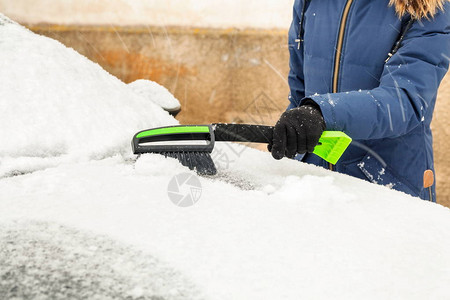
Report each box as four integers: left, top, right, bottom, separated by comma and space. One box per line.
0, 14, 176, 177
128, 79, 181, 112
1, 14, 450, 300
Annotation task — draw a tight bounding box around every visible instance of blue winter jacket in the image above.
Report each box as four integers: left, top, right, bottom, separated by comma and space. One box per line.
288, 0, 450, 201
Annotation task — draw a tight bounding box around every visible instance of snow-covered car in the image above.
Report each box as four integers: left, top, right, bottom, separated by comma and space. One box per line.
1, 14, 450, 300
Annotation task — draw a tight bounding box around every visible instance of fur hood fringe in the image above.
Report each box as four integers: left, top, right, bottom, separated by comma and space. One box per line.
389, 0, 448, 19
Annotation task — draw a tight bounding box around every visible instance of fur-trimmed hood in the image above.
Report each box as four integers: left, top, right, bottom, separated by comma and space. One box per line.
390, 0, 449, 19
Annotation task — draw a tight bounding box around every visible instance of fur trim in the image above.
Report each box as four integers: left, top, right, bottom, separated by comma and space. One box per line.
389, 0, 448, 19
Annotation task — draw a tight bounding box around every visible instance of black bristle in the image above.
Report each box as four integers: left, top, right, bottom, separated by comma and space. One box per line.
162, 151, 217, 176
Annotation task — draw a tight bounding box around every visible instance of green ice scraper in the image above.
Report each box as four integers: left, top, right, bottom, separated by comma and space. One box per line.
132, 124, 352, 175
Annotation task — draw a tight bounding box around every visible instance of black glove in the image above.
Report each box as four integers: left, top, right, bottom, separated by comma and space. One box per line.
269, 103, 326, 160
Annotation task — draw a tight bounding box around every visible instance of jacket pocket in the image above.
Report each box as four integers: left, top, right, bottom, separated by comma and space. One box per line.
357, 154, 420, 197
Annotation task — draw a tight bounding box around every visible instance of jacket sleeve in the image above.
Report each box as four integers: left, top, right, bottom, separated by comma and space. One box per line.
300, 4, 450, 140
287, 0, 306, 110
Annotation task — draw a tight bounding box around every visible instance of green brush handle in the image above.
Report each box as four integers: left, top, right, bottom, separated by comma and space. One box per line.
132, 124, 352, 165
213, 123, 352, 165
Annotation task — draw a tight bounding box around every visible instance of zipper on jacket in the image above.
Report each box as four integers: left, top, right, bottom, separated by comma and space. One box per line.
329, 0, 355, 172
333, 0, 354, 93
295, 0, 308, 49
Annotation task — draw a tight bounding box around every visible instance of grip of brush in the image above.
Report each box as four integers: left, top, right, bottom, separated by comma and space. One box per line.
213, 123, 274, 144
212, 123, 351, 164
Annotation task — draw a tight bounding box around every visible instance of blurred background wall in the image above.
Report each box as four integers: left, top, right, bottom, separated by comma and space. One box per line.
0, 0, 293, 28
1, 0, 449, 207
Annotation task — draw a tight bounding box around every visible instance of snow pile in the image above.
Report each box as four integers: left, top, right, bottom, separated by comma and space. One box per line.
0, 14, 176, 177
1, 13, 450, 300
128, 79, 181, 113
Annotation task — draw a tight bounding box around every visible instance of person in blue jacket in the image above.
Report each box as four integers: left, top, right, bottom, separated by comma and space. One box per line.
270, 0, 450, 202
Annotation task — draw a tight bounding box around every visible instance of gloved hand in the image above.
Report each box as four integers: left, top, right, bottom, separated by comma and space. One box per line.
269, 103, 326, 160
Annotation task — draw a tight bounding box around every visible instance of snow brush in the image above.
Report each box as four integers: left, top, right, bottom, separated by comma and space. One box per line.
132, 124, 352, 175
